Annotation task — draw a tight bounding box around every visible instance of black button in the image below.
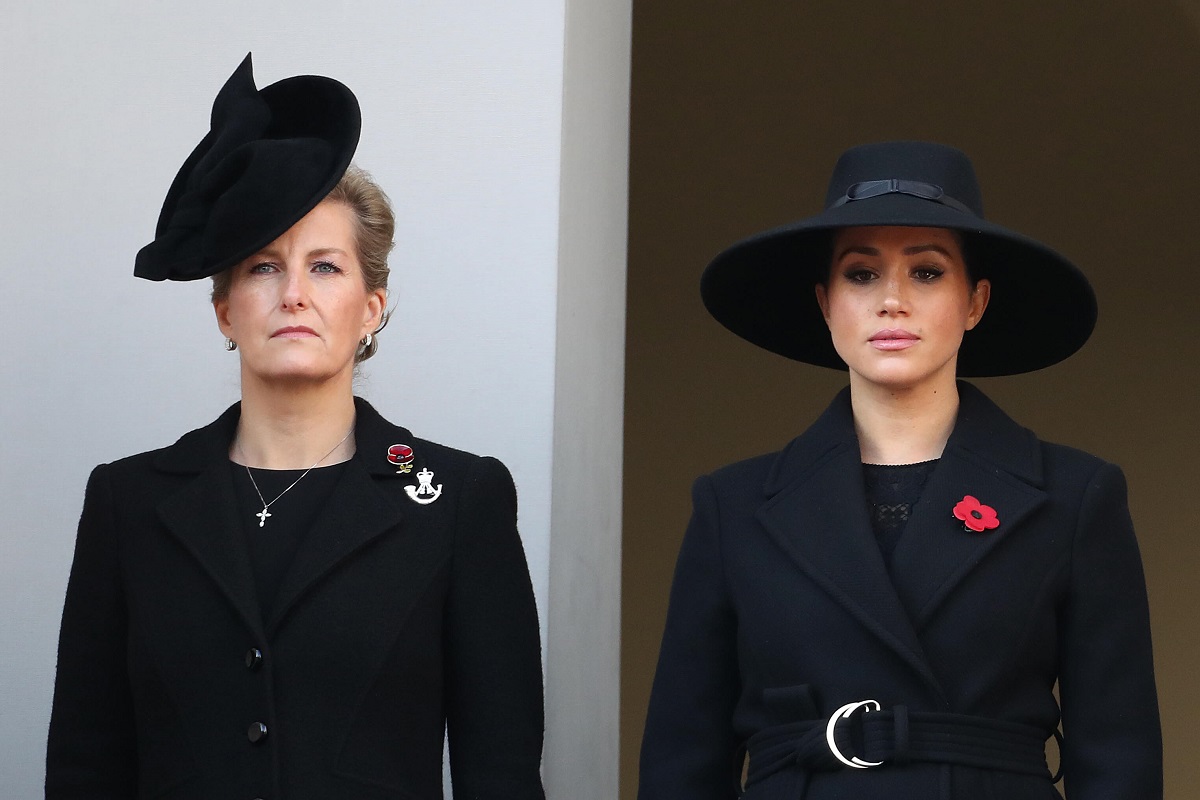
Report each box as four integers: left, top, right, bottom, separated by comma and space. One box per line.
247, 722, 268, 743
245, 648, 263, 670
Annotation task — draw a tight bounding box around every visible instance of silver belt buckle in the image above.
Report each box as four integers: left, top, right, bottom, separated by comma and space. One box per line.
825, 700, 884, 769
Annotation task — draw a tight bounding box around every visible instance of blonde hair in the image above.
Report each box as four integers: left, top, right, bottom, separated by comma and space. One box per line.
211, 164, 395, 363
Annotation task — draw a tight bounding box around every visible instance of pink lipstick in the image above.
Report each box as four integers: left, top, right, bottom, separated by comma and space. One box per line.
868, 329, 919, 351
271, 325, 318, 339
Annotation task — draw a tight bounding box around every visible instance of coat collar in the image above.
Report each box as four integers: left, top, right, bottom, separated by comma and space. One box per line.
763, 382, 1043, 496
152, 397, 417, 636
755, 382, 1047, 701
151, 396, 417, 477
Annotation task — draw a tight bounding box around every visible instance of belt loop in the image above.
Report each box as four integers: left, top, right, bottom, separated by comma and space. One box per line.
892, 705, 910, 764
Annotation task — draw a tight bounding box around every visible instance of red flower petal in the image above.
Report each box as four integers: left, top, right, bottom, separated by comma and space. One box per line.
952, 494, 1000, 533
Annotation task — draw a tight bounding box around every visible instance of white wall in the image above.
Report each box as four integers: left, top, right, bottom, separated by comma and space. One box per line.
545, 1, 631, 797
0, 2, 628, 796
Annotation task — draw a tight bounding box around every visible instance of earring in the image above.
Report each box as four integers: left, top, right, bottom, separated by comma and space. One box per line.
361, 333, 373, 349
224, 338, 237, 352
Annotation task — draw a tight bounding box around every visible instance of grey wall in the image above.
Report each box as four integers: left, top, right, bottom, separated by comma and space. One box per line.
545, 0, 631, 797
1, 1, 628, 797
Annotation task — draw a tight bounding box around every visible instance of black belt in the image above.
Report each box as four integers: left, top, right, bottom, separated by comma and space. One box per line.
745, 701, 1057, 788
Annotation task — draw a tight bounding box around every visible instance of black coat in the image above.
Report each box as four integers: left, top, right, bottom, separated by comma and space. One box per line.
639, 383, 1161, 800
46, 398, 545, 800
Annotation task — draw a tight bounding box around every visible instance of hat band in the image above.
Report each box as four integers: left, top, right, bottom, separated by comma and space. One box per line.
830, 179, 976, 217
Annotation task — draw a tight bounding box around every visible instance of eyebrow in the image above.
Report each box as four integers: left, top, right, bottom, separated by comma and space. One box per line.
308, 248, 350, 258
834, 243, 955, 261
249, 246, 351, 261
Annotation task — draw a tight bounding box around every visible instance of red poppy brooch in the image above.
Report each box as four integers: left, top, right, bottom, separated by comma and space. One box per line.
387, 443, 415, 474
953, 495, 1000, 533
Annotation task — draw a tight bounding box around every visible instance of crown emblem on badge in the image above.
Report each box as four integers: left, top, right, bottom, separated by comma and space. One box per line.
404, 467, 443, 505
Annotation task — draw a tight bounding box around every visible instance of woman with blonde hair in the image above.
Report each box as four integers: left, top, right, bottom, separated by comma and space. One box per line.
47, 55, 545, 800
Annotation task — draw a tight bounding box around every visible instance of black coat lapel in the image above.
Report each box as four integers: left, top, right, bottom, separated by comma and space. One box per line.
889, 383, 1047, 628
755, 389, 944, 698
155, 405, 265, 637
266, 459, 405, 633
266, 398, 409, 634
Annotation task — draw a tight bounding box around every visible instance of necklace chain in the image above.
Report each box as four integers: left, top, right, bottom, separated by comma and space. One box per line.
241, 427, 354, 528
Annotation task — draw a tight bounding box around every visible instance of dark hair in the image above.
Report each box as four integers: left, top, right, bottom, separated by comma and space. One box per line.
821, 227, 981, 287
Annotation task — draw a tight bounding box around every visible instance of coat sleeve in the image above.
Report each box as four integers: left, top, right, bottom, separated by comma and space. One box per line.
1058, 461, 1162, 798
444, 456, 546, 800
45, 464, 138, 799
639, 474, 741, 800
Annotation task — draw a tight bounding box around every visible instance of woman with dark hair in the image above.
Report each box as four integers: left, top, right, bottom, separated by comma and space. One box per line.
46, 55, 545, 800
638, 141, 1161, 799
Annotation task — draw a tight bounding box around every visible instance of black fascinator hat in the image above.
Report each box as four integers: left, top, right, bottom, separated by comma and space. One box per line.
700, 141, 1097, 377
134, 54, 361, 282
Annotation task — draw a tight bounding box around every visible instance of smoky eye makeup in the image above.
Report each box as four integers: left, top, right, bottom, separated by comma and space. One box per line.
842, 267, 877, 283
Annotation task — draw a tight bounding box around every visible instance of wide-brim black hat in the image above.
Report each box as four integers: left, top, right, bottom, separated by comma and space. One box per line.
134, 54, 360, 281
700, 141, 1097, 377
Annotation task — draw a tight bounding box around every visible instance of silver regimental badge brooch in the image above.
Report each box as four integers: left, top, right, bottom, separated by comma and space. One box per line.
404, 467, 443, 505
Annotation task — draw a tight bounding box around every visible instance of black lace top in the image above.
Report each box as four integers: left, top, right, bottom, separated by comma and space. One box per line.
862, 460, 939, 573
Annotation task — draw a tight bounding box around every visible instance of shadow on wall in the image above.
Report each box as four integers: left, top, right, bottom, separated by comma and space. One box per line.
621, 2, 1200, 798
